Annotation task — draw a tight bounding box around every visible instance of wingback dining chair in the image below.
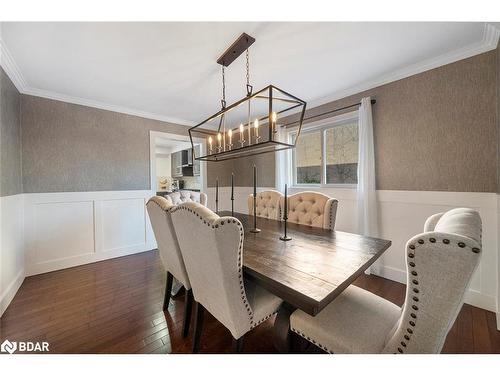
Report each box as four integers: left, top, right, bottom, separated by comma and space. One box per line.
171, 202, 283, 353
289, 208, 482, 354
165, 190, 207, 206
283, 191, 338, 230
247, 190, 284, 220
146, 196, 193, 338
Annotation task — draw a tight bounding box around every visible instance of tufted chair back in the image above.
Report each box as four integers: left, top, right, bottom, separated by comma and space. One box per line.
383, 208, 482, 354
146, 196, 190, 289
284, 191, 338, 230
247, 190, 284, 220
170, 202, 255, 339
165, 190, 207, 206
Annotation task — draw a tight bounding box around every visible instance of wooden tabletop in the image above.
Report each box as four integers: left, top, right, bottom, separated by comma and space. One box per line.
220, 211, 391, 316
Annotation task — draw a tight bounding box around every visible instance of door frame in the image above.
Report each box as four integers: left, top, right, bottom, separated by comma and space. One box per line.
149, 130, 207, 195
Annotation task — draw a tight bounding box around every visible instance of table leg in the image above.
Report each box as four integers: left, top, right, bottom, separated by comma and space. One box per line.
273, 302, 296, 353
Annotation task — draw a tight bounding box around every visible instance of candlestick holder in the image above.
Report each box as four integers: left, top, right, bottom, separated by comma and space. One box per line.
238, 139, 245, 148
250, 165, 260, 233
279, 217, 292, 241
280, 184, 291, 241
255, 136, 261, 144
249, 193, 261, 233
228, 143, 233, 150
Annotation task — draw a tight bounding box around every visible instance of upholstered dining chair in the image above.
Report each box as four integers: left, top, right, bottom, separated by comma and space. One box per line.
283, 191, 338, 230
146, 196, 193, 338
289, 208, 482, 354
165, 190, 208, 206
171, 202, 283, 353
247, 190, 284, 220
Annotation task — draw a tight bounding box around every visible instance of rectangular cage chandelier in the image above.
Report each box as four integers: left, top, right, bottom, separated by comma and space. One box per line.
189, 33, 307, 162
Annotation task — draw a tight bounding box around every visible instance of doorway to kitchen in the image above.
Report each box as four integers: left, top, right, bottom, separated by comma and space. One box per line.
149, 131, 206, 198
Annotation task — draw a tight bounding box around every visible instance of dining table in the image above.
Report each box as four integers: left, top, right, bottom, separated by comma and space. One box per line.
218, 211, 392, 352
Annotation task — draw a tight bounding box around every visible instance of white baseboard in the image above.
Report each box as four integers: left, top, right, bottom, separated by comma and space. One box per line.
0, 268, 25, 316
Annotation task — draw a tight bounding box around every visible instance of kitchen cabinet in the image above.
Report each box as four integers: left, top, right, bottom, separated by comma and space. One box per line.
171, 151, 182, 177
193, 145, 201, 176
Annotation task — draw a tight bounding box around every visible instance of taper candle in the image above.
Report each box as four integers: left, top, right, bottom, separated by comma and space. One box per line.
254, 119, 259, 140
231, 173, 234, 216
250, 165, 260, 233
228, 129, 233, 149
215, 178, 219, 213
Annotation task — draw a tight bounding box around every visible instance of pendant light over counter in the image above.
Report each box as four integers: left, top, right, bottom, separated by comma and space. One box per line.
189, 33, 307, 162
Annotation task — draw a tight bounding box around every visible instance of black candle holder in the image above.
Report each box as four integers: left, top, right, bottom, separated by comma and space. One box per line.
231, 173, 234, 217
215, 178, 219, 214
250, 165, 261, 233
280, 184, 291, 241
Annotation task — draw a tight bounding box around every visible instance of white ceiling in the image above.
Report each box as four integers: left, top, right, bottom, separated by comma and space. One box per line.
1, 22, 498, 126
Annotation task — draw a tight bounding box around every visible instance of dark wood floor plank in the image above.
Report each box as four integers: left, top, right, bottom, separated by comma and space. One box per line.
1, 249, 498, 353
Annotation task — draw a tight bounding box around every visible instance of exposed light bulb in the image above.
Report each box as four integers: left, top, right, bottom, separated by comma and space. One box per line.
228, 129, 233, 137
254, 119, 259, 128
240, 123, 244, 133
271, 112, 277, 123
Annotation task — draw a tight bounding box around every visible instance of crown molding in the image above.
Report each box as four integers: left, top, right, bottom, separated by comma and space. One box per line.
0, 37, 28, 92
306, 23, 500, 110
22, 87, 196, 126
2, 23, 499, 125
0, 36, 195, 127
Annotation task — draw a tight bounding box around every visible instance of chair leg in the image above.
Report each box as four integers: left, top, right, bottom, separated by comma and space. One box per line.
232, 335, 245, 353
182, 289, 194, 338
163, 271, 174, 311
192, 301, 205, 353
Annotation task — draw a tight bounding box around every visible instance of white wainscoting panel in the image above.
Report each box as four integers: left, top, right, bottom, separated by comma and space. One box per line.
0, 194, 25, 316
207, 186, 499, 314
33, 201, 94, 264
98, 198, 146, 252
24, 191, 156, 276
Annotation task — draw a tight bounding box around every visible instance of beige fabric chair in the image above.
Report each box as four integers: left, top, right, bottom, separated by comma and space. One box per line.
247, 190, 283, 220
165, 190, 207, 206
290, 207, 482, 354
171, 202, 283, 352
284, 191, 338, 230
146, 196, 193, 338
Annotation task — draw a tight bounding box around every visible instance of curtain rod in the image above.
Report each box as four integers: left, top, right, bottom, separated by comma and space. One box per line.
284, 98, 376, 127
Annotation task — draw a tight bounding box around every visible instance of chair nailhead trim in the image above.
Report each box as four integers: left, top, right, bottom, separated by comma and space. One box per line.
411, 271, 417, 276
410, 313, 416, 319
413, 288, 419, 293
409, 244, 415, 250
472, 247, 480, 253
175, 203, 255, 327
418, 239, 424, 244
458, 242, 465, 248
429, 238, 436, 243
290, 327, 334, 354
443, 239, 450, 244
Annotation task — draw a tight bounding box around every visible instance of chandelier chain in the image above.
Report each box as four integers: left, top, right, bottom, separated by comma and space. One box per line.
221, 65, 226, 108
246, 49, 250, 86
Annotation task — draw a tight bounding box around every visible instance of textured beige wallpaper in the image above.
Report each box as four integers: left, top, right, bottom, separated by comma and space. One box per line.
21, 95, 191, 193
280, 50, 498, 193
0, 67, 22, 197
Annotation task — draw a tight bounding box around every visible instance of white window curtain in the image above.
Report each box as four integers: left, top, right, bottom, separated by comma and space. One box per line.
275, 125, 287, 193
357, 97, 378, 237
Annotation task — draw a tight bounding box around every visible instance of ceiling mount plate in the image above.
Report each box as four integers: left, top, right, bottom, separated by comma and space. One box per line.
217, 33, 256, 67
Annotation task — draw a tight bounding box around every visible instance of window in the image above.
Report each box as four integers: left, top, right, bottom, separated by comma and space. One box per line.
290, 116, 359, 186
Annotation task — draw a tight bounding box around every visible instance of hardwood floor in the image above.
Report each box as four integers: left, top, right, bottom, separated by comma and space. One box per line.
1, 250, 499, 354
